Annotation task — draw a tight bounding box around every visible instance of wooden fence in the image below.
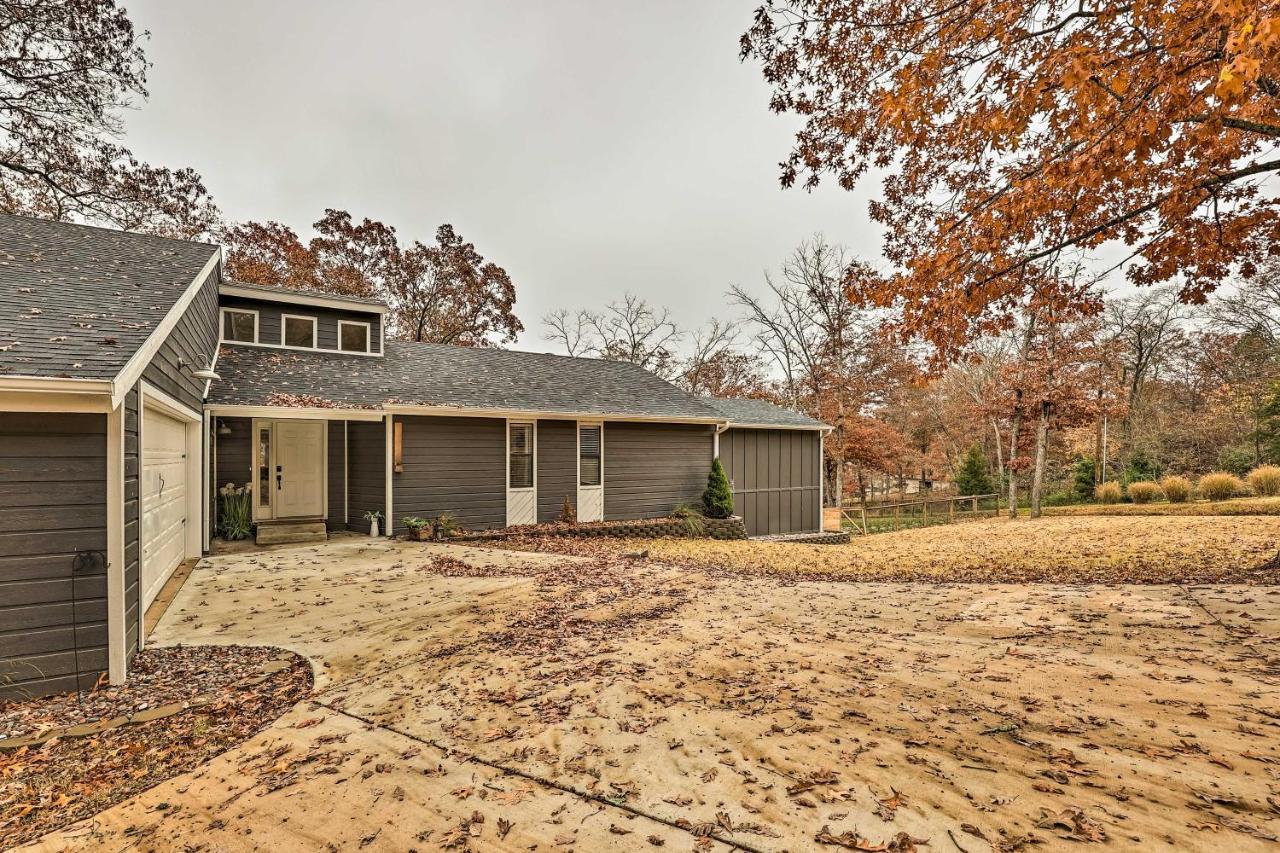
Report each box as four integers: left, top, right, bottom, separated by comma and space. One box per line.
840, 493, 1001, 535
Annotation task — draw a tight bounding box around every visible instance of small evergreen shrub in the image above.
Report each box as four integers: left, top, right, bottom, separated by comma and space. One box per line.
1247, 464, 1280, 497
1198, 472, 1245, 501
1124, 449, 1162, 484
1042, 491, 1078, 507
1126, 481, 1159, 504
702, 457, 734, 519
1094, 482, 1122, 504
1071, 457, 1096, 502
1159, 475, 1192, 503
1217, 447, 1253, 477
954, 445, 995, 496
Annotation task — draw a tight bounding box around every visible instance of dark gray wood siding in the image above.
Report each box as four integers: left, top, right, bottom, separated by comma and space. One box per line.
720, 428, 821, 536
0, 412, 108, 700
537, 420, 577, 523
346, 420, 386, 532
603, 423, 713, 520
328, 422, 347, 528
143, 265, 221, 413
211, 416, 252, 535
220, 295, 383, 354
392, 416, 505, 534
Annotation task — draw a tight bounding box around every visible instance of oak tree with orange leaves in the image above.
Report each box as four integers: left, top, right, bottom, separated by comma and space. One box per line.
743, 0, 1280, 361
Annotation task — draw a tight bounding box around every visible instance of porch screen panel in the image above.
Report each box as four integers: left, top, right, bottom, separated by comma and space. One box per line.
509, 423, 534, 489
579, 425, 601, 486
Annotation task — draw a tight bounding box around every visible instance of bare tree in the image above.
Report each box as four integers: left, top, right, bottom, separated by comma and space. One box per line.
678, 319, 770, 398
1210, 257, 1280, 344
542, 293, 684, 379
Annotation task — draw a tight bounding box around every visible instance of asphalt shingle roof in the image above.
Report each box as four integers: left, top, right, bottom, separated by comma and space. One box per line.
0, 215, 218, 380
702, 396, 827, 429
210, 342, 727, 421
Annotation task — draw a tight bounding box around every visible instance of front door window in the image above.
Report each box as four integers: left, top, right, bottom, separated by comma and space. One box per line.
258, 427, 272, 512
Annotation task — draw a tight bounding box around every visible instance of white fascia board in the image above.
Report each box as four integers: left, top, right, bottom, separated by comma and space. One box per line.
724, 421, 830, 432
203, 404, 385, 421
112, 249, 222, 407
382, 403, 724, 425
219, 283, 390, 315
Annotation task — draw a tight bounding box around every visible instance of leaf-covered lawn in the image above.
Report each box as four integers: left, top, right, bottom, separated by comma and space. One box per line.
503, 515, 1280, 584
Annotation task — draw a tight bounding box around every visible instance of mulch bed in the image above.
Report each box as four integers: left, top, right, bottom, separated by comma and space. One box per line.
0, 644, 312, 847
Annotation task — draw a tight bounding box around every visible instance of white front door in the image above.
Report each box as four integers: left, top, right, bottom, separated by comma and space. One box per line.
506, 421, 536, 526
141, 407, 187, 610
275, 420, 326, 518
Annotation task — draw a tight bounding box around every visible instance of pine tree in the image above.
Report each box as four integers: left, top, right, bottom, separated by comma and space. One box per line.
702, 457, 734, 519
953, 445, 994, 497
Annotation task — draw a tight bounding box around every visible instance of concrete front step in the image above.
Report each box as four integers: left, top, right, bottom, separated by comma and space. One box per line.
256, 520, 327, 546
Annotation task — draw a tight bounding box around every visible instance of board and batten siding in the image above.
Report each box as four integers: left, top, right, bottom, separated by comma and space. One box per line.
328, 423, 347, 527
392, 415, 506, 534
719, 428, 821, 536
0, 412, 109, 700
123, 387, 140, 660
536, 420, 577, 523
143, 264, 221, 414
220, 295, 383, 353
345, 420, 386, 532
603, 422, 714, 521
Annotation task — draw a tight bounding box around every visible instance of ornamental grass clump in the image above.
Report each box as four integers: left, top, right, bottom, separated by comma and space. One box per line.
1126, 481, 1159, 504
1159, 475, 1192, 503
1246, 465, 1280, 497
1094, 482, 1122, 504
1198, 472, 1245, 502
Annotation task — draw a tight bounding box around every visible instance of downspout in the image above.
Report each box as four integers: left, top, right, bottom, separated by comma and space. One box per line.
713, 421, 730, 459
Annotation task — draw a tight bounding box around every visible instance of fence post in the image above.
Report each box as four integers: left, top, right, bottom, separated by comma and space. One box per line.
949, 499, 955, 523
923, 499, 929, 527
894, 502, 900, 531
972, 495, 978, 517
861, 504, 868, 536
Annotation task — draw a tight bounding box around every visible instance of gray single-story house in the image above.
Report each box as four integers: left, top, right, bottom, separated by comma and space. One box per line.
0, 214, 826, 700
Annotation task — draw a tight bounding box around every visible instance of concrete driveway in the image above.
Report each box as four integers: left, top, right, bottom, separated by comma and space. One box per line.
26, 536, 1280, 851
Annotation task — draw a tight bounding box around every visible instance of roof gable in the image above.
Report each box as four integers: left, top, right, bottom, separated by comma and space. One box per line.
0, 215, 219, 381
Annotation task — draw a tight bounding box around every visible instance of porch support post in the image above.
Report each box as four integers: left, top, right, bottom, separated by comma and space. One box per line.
384, 415, 394, 537
106, 402, 127, 685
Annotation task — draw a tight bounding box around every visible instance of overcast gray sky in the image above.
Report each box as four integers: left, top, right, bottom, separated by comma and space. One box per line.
121, 0, 882, 352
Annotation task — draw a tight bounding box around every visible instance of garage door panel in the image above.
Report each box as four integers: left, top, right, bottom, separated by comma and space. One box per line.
141, 407, 188, 612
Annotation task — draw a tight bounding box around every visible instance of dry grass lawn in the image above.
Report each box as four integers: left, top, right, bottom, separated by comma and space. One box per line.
26, 520, 1280, 852
506, 514, 1280, 584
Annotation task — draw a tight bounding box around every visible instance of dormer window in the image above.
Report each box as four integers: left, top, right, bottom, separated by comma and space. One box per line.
339, 320, 371, 353
221, 308, 258, 343
283, 314, 317, 349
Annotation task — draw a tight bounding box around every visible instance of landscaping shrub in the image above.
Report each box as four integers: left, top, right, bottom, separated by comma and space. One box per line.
1071, 457, 1096, 502
1094, 482, 1122, 504
954, 445, 995, 496
1043, 490, 1078, 507
1198, 472, 1245, 501
702, 457, 734, 518
1159, 475, 1192, 503
1217, 447, 1253, 477
1247, 464, 1280, 497
1126, 481, 1159, 504
218, 483, 252, 540
1124, 449, 1162, 484
559, 495, 577, 524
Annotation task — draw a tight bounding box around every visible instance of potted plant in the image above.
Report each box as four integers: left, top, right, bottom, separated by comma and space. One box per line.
431, 512, 459, 540
402, 516, 430, 541
363, 510, 384, 538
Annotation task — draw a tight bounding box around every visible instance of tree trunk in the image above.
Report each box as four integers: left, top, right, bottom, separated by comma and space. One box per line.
1030, 401, 1050, 518
1094, 393, 1105, 484
1007, 390, 1022, 518
991, 419, 1005, 493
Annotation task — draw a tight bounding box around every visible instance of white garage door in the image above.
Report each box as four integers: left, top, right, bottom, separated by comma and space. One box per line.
141, 406, 188, 611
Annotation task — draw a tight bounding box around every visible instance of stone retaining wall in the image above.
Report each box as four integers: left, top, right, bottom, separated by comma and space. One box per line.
449, 515, 749, 543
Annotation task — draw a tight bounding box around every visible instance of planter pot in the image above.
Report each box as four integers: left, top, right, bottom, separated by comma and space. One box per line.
410, 527, 432, 541
369, 519, 380, 538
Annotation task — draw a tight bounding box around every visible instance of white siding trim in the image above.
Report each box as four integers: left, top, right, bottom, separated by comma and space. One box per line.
219, 282, 390, 315
384, 416, 394, 537
106, 402, 127, 685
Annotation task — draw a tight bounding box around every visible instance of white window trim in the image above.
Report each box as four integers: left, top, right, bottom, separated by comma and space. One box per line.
220, 307, 259, 344
507, 420, 536, 492
281, 313, 319, 350
576, 420, 604, 522
338, 319, 373, 354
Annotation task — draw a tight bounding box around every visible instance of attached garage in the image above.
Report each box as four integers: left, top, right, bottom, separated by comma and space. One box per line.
140, 399, 199, 611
